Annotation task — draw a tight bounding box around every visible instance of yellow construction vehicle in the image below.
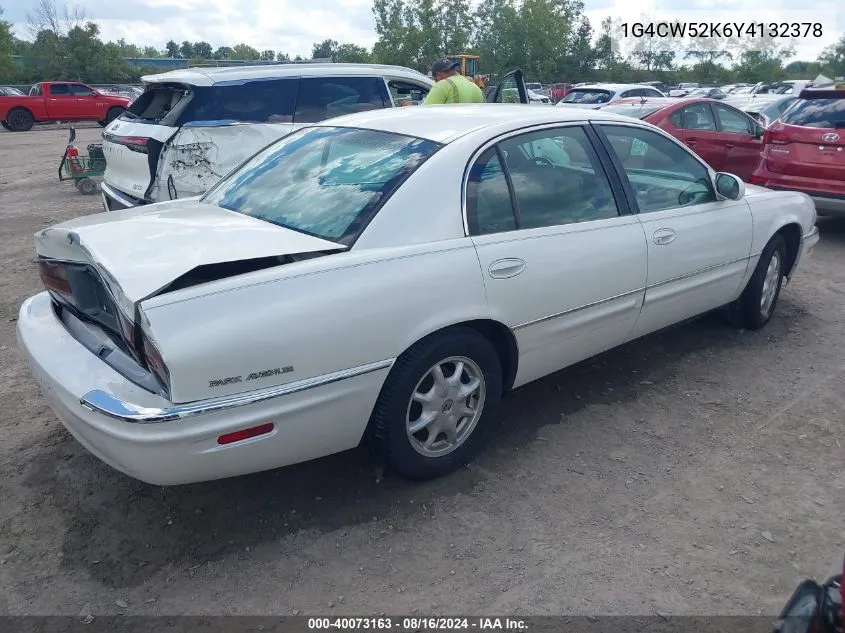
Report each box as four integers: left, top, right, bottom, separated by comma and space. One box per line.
446, 54, 490, 88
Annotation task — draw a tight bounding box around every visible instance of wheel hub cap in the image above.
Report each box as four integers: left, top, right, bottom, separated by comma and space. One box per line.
760, 251, 781, 317
406, 356, 486, 458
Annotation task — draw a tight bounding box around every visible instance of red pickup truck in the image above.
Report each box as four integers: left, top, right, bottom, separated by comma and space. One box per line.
0, 81, 131, 132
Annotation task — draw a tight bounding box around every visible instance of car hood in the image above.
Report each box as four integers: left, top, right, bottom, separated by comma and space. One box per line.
34, 199, 346, 309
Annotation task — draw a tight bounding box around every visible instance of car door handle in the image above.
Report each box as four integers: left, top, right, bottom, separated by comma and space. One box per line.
725, 143, 735, 149
653, 228, 676, 245
488, 258, 526, 279
685, 140, 697, 147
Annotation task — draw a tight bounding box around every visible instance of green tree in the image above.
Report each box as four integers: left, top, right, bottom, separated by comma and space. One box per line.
231, 43, 261, 60
213, 46, 234, 60
165, 39, 179, 57
193, 41, 213, 59
260, 49, 275, 61
334, 43, 371, 63
312, 38, 339, 59
142, 45, 161, 58
179, 40, 193, 59
818, 34, 845, 77
0, 5, 15, 82
276, 51, 291, 62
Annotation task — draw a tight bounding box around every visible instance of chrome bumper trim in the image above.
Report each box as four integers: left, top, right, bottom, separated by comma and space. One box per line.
100, 182, 140, 209
80, 359, 395, 424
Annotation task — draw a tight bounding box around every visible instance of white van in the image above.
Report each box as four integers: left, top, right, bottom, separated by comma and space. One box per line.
101, 63, 528, 211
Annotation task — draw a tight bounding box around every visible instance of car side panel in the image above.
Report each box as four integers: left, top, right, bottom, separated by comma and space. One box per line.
0, 95, 49, 120
141, 241, 490, 404
153, 123, 294, 201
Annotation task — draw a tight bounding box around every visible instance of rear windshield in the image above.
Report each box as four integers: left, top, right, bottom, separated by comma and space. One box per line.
202, 126, 440, 245
781, 97, 845, 129
598, 104, 664, 119
560, 89, 613, 104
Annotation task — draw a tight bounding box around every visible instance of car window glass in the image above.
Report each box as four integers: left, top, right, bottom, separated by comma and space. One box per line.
670, 103, 717, 130
714, 104, 753, 134
466, 148, 517, 235
781, 98, 845, 129
294, 77, 385, 123
177, 79, 297, 124
69, 84, 94, 96
495, 126, 619, 229
203, 126, 438, 245
601, 125, 716, 213
387, 80, 429, 106
50, 84, 70, 96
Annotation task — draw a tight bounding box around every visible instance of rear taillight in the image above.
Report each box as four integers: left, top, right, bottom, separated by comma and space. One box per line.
106, 134, 149, 154
748, 175, 767, 186
38, 260, 72, 295
763, 129, 792, 145
142, 333, 170, 395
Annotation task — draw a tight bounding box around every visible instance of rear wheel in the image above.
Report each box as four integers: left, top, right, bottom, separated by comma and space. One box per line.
735, 234, 786, 330
6, 108, 34, 132
102, 107, 124, 126
367, 327, 503, 480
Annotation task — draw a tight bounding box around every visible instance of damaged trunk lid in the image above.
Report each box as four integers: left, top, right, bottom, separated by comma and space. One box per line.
35, 198, 347, 310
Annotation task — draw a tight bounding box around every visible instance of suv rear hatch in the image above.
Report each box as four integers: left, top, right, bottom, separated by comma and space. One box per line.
102, 84, 189, 203
762, 87, 845, 195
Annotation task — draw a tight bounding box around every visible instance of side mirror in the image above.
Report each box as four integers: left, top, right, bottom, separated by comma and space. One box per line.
754, 124, 765, 139
715, 172, 745, 200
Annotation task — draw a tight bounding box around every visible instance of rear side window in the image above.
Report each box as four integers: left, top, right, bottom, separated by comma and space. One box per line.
466, 148, 517, 235
294, 77, 386, 123
781, 98, 845, 129
713, 104, 754, 134
670, 103, 717, 131
561, 89, 613, 104
125, 79, 297, 125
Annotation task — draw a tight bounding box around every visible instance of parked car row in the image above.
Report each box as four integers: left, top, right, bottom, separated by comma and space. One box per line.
596, 85, 845, 217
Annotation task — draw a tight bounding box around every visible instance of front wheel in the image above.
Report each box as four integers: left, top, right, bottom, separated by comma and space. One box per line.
735, 234, 786, 330
103, 107, 124, 126
367, 327, 503, 480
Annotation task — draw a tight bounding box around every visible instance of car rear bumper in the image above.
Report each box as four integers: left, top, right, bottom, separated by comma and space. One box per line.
100, 182, 146, 212
17, 292, 389, 485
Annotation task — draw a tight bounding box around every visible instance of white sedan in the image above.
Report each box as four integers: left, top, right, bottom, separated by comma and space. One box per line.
18, 105, 819, 485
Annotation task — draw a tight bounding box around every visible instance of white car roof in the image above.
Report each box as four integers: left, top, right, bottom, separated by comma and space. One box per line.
570, 83, 661, 93
319, 104, 642, 144
142, 63, 433, 87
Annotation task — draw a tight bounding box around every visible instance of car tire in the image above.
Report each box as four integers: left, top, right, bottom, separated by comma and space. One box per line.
367, 327, 503, 480
1, 121, 10, 131
735, 234, 786, 330
103, 107, 124, 126
6, 108, 34, 132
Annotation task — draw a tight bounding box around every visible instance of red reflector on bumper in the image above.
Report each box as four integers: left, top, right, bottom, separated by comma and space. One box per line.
217, 423, 274, 445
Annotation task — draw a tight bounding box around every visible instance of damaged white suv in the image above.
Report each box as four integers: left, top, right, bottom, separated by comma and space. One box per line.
101, 64, 444, 211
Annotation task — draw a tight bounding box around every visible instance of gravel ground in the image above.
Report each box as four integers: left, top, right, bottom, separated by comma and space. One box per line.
1, 126, 843, 617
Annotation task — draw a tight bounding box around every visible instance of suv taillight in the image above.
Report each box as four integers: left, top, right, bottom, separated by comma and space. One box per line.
142, 332, 171, 395
105, 134, 149, 154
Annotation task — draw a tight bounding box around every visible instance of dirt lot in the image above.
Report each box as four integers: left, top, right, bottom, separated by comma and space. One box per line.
0, 126, 843, 617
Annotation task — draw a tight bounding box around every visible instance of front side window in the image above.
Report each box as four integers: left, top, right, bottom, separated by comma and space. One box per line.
387, 80, 429, 106
294, 77, 385, 123
494, 127, 619, 230
670, 103, 717, 131
600, 125, 716, 213
203, 126, 439, 245
713, 103, 754, 134
50, 84, 70, 96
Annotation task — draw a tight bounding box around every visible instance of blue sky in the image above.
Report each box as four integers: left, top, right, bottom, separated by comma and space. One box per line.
5, 0, 842, 62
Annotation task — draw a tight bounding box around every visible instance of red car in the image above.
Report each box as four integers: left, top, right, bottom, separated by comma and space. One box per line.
749, 86, 845, 217
597, 97, 766, 182
0, 81, 130, 132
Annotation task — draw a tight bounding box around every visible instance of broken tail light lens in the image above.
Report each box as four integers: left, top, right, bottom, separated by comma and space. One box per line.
142, 333, 171, 396
105, 134, 149, 154
38, 260, 72, 297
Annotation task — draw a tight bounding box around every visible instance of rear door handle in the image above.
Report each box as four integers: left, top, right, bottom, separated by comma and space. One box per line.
725, 143, 735, 149
488, 258, 526, 279
653, 228, 676, 245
